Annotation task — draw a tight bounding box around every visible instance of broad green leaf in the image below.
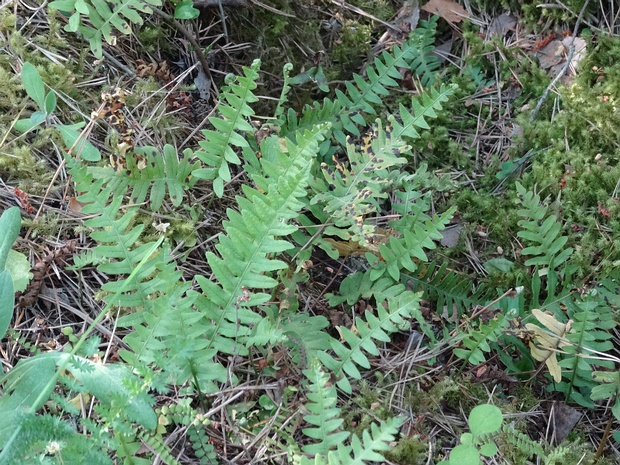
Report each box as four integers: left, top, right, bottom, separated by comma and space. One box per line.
469, 404, 503, 436
483, 258, 514, 273
29, 111, 46, 126
0, 207, 21, 271
174, 0, 199, 19
448, 444, 480, 465
57, 124, 102, 161
13, 118, 37, 133
0, 271, 14, 340
49, 0, 77, 11
5, 249, 32, 293
44, 91, 57, 114
68, 11, 80, 31
20, 62, 45, 110
479, 441, 498, 457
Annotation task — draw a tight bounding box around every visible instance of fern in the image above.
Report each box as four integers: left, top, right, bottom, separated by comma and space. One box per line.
302, 360, 350, 455
405, 261, 489, 320
48, 0, 161, 59
192, 59, 261, 197
310, 118, 408, 243
163, 125, 329, 390
281, 17, 443, 146
454, 308, 517, 366
88, 145, 197, 211
69, 158, 180, 311
516, 182, 573, 274
391, 85, 454, 143
555, 296, 616, 407
501, 424, 546, 460
319, 289, 422, 394
370, 208, 454, 282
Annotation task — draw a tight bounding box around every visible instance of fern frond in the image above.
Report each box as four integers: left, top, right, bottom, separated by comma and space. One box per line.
193, 59, 261, 197
311, 118, 408, 243
318, 290, 421, 394
281, 17, 442, 145
501, 424, 546, 459
184, 125, 327, 389
71, 171, 180, 310
516, 182, 573, 273
370, 208, 454, 282
302, 360, 350, 455
49, 0, 161, 59
330, 417, 404, 465
404, 261, 489, 319
454, 309, 516, 366
89, 145, 196, 211
556, 297, 616, 406
392, 85, 454, 142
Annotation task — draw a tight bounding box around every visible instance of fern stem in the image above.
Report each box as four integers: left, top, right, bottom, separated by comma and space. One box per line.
0, 237, 164, 464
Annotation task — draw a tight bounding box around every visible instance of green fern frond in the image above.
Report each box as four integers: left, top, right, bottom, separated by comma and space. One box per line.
183, 125, 327, 389
281, 17, 442, 145
516, 182, 573, 273
392, 85, 454, 142
89, 145, 196, 211
302, 360, 350, 455
49, 0, 161, 59
318, 290, 421, 394
311, 118, 408, 242
556, 296, 616, 406
404, 261, 489, 320
370, 208, 455, 282
71, 173, 180, 309
329, 417, 404, 465
193, 59, 261, 197
501, 424, 546, 459
454, 308, 517, 366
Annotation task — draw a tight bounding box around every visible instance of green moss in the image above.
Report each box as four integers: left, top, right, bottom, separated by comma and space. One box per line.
384, 436, 427, 465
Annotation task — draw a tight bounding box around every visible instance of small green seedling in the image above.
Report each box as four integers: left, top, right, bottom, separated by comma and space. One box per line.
439, 404, 503, 465
15, 62, 101, 161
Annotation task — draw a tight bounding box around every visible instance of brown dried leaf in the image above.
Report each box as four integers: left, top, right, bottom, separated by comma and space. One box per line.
421, 0, 470, 25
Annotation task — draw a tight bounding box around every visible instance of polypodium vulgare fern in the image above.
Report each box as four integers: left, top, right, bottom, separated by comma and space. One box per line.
311, 118, 409, 243
516, 182, 573, 275
300, 360, 403, 464
179, 125, 328, 390
69, 159, 180, 311
319, 289, 422, 394
555, 296, 616, 407
192, 59, 261, 198
88, 144, 197, 211
281, 16, 442, 146
48, 0, 161, 59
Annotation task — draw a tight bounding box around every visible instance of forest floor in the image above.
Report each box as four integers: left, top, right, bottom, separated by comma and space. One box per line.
2, 0, 620, 464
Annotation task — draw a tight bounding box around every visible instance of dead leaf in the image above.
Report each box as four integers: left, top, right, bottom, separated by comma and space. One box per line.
489, 14, 517, 37
552, 401, 581, 444
526, 309, 571, 382
421, 0, 470, 25
536, 40, 565, 70
68, 196, 88, 213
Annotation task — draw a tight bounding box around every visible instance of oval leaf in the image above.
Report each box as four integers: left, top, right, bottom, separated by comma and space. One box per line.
21, 62, 46, 110
469, 404, 503, 436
